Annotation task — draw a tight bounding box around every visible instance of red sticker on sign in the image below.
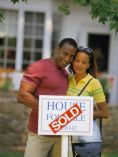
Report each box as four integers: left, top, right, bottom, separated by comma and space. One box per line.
49, 103, 82, 134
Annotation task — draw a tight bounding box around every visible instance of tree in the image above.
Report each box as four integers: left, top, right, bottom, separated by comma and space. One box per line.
0, 0, 118, 33
0, 0, 27, 21
58, 0, 118, 33
11, 0, 27, 3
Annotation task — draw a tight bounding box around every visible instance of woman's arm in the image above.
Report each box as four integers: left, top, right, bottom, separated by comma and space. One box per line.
94, 102, 109, 119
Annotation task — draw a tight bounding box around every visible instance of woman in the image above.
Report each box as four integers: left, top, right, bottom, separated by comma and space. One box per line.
67, 46, 109, 157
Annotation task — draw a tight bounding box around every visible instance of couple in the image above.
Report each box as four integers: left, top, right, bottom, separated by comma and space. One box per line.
17, 38, 109, 157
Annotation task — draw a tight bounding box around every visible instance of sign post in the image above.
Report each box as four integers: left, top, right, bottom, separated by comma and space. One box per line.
38, 95, 93, 157
61, 136, 68, 157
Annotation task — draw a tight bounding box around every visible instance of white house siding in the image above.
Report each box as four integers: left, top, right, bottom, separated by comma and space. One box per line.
0, 0, 118, 104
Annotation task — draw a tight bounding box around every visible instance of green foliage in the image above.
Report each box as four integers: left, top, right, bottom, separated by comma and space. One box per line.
58, 4, 70, 15
0, 0, 27, 22
0, 10, 4, 22
58, 0, 91, 15
59, 0, 118, 33
71, 0, 90, 6
90, 0, 118, 33
0, 0, 118, 32
11, 0, 27, 4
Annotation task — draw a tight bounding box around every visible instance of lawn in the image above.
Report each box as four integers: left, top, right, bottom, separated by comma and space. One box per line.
0, 152, 118, 157
0, 152, 24, 157
102, 152, 118, 157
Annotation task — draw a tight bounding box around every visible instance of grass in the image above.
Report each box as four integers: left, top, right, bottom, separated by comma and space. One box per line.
0, 152, 118, 157
0, 152, 24, 157
102, 152, 118, 157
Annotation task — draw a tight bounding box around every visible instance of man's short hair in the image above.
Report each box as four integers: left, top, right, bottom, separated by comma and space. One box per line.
58, 38, 78, 49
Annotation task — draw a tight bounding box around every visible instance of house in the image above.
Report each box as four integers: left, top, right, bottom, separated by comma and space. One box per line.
0, 0, 118, 105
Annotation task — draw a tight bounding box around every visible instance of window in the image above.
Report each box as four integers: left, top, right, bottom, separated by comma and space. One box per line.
23, 12, 45, 69
88, 34, 110, 72
0, 9, 18, 69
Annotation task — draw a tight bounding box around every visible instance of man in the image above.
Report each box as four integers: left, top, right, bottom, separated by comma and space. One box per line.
17, 38, 78, 157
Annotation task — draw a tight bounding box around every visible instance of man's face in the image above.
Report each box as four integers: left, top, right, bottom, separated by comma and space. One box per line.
55, 43, 77, 68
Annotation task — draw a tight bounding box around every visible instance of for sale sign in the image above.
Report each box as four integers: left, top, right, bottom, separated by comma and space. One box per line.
38, 95, 93, 136
49, 103, 82, 134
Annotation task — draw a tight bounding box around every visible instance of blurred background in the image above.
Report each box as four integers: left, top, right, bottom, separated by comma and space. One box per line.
0, 0, 118, 157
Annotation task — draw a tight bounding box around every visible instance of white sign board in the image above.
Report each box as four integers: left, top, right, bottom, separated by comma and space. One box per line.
38, 95, 93, 136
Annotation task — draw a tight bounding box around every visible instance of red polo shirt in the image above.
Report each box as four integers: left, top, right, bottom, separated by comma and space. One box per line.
21, 58, 68, 133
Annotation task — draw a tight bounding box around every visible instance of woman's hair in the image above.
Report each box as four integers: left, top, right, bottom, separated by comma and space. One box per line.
68, 47, 97, 78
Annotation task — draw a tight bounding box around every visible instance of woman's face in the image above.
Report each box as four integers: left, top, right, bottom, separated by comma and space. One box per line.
73, 52, 90, 75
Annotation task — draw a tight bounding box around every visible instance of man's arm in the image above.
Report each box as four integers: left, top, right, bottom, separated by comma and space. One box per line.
17, 81, 38, 109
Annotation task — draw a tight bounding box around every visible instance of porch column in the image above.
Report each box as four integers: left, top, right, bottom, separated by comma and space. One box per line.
15, 10, 24, 71
42, 11, 53, 58
109, 34, 118, 105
